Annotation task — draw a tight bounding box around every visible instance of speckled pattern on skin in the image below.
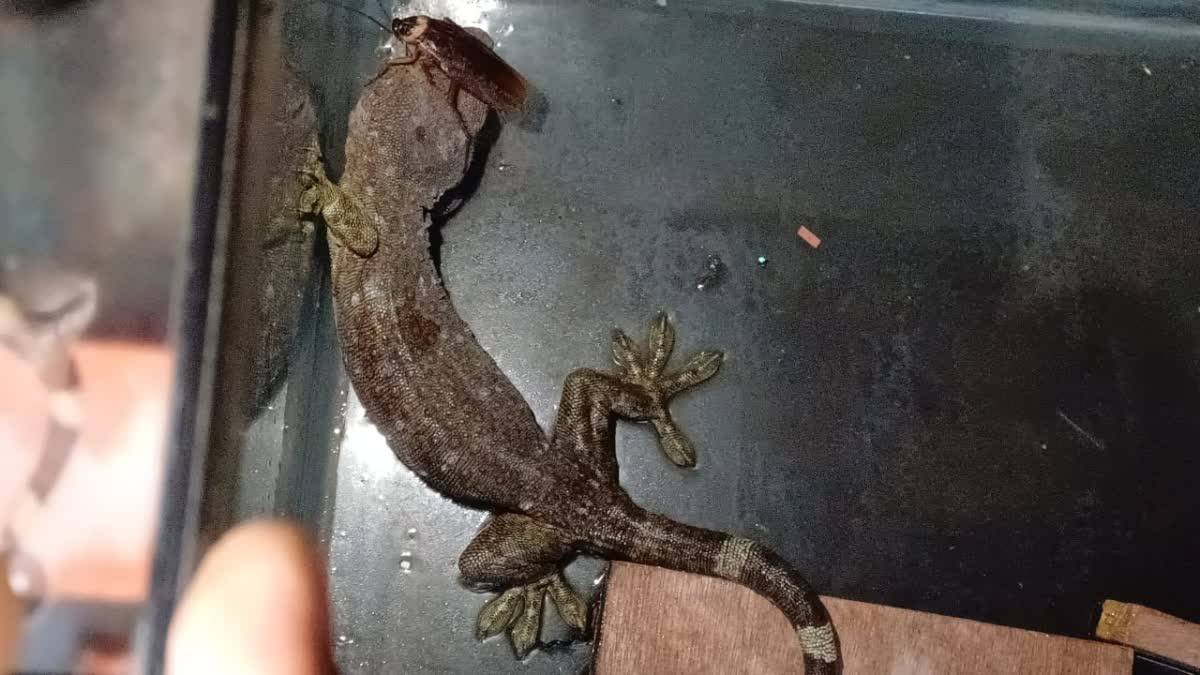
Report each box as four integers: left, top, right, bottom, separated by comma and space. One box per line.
252, 65, 322, 415
299, 51, 842, 673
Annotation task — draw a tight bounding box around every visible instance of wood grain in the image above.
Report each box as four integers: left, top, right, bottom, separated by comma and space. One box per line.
1096, 599, 1200, 668
596, 563, 1133, 674
0, 558, 20, 672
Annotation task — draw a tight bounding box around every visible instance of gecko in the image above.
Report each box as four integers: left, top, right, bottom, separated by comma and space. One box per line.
0, 256, 97, 603
252, 62, 323, 415
297, 37, 843, 674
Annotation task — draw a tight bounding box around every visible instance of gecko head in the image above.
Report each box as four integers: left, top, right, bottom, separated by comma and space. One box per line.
391, 15, 429, 43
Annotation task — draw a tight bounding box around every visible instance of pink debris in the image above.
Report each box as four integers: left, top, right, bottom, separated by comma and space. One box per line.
797, 226, 821, 249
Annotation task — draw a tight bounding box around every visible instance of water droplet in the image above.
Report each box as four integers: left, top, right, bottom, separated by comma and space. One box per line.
400, 550, 414, 573
756, 255, 768, 266
497, 163, 512, 173
695, 254, 726, 290
331, 566, 338, 573
337, 634, 349, 644
406, 528, 418, 539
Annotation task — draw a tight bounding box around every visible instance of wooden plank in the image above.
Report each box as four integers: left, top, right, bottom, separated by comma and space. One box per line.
1096, 600, 1200, 669
595, 563, 1133, 674
0, 558, 21, 672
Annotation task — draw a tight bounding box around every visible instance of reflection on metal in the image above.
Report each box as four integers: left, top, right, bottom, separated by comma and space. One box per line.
1, 0, 95, 20
0, 0, 212, 672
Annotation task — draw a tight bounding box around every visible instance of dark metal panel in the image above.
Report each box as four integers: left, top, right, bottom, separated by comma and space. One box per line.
270, 0, 1200, 672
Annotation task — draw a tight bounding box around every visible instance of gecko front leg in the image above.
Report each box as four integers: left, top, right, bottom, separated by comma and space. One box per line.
296, 149, 380, 258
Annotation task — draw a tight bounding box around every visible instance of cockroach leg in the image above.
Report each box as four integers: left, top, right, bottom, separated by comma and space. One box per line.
387, 42, 420, 67
445, 81, 474, 171
416, 60, 472, 166
447, 81, 472, 139
366, 43, 420, 87
419, 58, 440, 89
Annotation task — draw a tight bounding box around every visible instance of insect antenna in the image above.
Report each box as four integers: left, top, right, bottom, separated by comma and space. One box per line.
312, 0, 390, 32
374, 0, 393, 21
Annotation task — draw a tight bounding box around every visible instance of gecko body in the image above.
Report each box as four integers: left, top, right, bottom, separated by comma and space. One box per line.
300, 51, 842, 674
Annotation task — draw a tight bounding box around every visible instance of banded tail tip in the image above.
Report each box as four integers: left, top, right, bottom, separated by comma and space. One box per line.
798, 622, 839, 664
713, 536, 755, 580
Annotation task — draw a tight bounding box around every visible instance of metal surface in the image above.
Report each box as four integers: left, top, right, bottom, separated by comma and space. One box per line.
1, 1, 213, 672
0, 0, 209, 340
268, 0, 1200, 672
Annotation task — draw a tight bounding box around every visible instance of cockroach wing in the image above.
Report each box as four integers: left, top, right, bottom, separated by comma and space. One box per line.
421, 17, 530, 114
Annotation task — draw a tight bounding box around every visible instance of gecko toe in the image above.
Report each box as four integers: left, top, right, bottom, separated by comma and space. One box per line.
653, 416, 697, 467
610, 314, 723, 466
508, 585, 545, 657
547, 574, 588, 631
477, 587, 524, 640
476, 572, 587, 658
645, 312, 676, 378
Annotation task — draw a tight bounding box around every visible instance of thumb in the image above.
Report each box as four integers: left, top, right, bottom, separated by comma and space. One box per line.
166, 520, 335, 675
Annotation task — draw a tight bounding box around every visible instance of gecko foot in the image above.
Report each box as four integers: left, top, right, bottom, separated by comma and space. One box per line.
296, 146, 334, 220
476, 572, 587, 658
294, 147, 380, 258
612, 312, 723, 467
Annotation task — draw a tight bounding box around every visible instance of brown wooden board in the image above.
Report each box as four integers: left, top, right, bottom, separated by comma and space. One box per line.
0, 558, 20, 671
596, 563, 1133, 674
1096, 600, 1200, 669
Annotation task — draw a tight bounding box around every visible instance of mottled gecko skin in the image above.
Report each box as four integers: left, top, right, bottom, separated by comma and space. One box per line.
301, 51, 842, 673
251, 64, 322, 415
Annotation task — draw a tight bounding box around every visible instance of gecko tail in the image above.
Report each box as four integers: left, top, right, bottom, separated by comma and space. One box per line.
586, 504, 843, 675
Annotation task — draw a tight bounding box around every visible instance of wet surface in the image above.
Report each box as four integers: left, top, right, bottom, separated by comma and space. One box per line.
274, 0, 1200, 672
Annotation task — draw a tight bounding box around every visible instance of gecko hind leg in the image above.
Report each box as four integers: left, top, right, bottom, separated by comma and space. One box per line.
460, 513, 586, 658
608, 312, 723, 467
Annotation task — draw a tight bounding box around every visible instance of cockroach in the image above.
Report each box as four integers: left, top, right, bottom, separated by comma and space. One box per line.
327, 3, 531, 133
389, 16, 530, 119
